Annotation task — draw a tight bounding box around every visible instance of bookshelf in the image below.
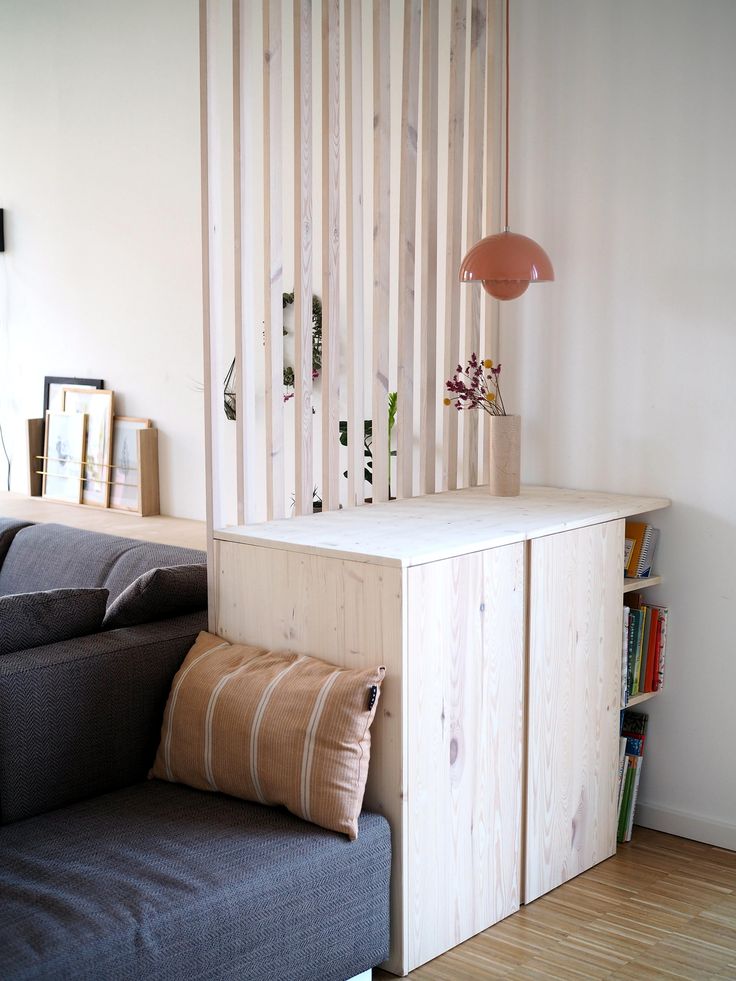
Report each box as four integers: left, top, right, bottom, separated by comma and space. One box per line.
623, 575, 663, 594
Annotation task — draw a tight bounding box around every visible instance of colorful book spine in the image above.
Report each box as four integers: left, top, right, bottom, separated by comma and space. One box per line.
621, 606, 630, 706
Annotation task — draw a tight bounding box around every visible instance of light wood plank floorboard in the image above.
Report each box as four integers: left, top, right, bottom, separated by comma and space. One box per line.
376, 829, 736, 980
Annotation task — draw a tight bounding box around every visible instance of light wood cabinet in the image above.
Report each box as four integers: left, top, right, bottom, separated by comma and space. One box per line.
213, 486, 668, 976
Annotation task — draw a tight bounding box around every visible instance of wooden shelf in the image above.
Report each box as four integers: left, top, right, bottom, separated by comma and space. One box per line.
623, 690, 660, 708
623, 575, 662, 593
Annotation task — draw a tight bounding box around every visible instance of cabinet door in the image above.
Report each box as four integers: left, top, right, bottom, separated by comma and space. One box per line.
525, 520, 624, 904
406, 543, 525, 970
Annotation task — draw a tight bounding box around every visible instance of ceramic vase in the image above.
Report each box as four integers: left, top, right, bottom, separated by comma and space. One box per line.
487, 414, 520, 496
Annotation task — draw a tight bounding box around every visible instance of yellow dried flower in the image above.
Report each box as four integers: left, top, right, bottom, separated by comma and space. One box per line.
443, 397, 451, 405
485, 392, 495, 401
483, 359, 493, 369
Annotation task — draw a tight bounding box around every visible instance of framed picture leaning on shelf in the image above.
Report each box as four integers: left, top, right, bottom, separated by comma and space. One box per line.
62, 387, 114, 507
43, 376, 104, 414
110, 416, 152, 512
41, 410, 87, 504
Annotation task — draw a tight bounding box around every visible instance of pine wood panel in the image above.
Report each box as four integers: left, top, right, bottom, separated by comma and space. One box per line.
371, 0, 391, 503
441, 0, 467, 492
344, 0, 365, 509
321, 0, 340, 512
525, 519, 625, 904
396, 0, 422, 500
263, 0, 285, 520
462, 0, 487, 488
293, 0, 313, 516
216, 486, 670, 569
377, 828, 736, 980
215, 539, 407, 972
406, 543, 524, 970
232, 0, 244, 524
418, 0, 439, 496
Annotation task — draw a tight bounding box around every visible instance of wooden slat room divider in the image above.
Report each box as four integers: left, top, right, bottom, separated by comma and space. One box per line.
200, 0, 501, 534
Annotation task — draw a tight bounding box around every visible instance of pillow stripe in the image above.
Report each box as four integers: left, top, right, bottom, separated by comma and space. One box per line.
300, 670, 341, 822
203, 650, 264, 790
249, 657, 305, 804
164, 641, 229, 780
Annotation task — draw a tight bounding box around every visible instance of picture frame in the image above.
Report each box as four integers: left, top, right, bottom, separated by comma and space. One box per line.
41, 411, 86, 504
110, 416, 152, 512
43, 376, 104, 415
62, 387, 115, 507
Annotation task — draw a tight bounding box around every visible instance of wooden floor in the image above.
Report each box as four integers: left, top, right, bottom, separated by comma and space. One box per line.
0, 491, 206, 550
377, 829, 736, 980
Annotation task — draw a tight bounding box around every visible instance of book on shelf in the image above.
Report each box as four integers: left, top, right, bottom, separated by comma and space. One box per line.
617, 710, 648, 843
622, 594, 669, 701
624, 520, 660, 579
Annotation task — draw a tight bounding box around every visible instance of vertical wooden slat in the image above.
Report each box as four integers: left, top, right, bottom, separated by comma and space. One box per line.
263, 0, 285, 520
463, 0, 487, 487
294, 0, 313, 516
442, 0, 467, 491
321, 0, 340, 512
482, 0, 500, 485
232, 0, 244, 524
345, 0, 365, 509
419, 0, 439, 496
372, 0, 391, 503
396, 0, 422, 500
238, 0, 259, 524
199, 0, 216, 625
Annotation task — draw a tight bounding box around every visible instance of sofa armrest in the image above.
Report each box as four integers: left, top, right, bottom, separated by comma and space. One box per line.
0, 611, 207, 824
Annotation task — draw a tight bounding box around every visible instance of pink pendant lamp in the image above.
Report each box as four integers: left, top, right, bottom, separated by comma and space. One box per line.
459, 0, 553, 300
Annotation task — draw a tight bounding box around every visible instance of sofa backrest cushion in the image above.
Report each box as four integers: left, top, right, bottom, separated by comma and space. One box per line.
150, 631, 385, 840
0, 519, 33, 569
0, 588, 109, 656
0, 523, 206, 604
103, 564, 207, 630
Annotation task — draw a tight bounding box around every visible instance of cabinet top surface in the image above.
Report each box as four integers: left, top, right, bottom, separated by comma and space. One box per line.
214, 485, 669, 568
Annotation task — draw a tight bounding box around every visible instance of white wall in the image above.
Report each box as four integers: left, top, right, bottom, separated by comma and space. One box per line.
505, 0, 736, 847
0, 0, 205, 519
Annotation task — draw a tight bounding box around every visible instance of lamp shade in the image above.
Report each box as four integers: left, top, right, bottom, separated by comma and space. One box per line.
459, 230, 554, 300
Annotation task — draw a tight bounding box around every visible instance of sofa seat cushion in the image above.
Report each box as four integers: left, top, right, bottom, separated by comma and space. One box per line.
0, 780, 390, 981
0, 523, 205, 603
103, 563, 207, 630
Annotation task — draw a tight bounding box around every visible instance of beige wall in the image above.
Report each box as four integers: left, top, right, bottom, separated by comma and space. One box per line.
505, 0, 736, 847
0, 0, 205, 519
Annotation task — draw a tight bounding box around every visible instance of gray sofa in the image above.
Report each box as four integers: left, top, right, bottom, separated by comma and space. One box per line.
0, 519, 390, 981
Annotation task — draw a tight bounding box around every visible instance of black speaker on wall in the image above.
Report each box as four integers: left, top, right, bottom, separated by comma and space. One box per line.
0, 209, 4, 252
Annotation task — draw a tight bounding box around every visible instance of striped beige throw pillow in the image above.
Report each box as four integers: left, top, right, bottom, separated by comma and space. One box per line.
150, 631, 385, 840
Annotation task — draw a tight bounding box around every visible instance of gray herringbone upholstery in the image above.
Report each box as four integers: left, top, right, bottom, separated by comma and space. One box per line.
0, 519, 33, 567
103, 562, 207, 629
0, 780, 391, 981
0, 522, 205, 603
0, 587, 109, 656
0, 610, 207, 824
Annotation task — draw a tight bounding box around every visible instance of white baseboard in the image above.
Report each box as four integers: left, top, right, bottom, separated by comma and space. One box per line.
636, 802, 736, 851
345, 971, 371, 981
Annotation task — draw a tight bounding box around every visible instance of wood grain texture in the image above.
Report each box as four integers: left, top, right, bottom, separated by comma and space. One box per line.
462, 0, 487, 488
525, 519, 625, 904
293, 0, 313, 516
372, 0, 391, 504
344, 0, 365, 509
442, 0, 467, 491
215, 539, 407, 972
215, 485, 670, 570
263, 0, 285, 520
136, 428, 160, 517
321, 0, 340, 512
396, 0, 421, 500
27, 418, 44, 496
406, 543, 524, 970
418, 0, 439, 496
377, 827, 736, 981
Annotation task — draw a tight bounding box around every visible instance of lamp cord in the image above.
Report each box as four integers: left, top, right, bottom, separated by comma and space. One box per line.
504, 0, 510, 231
